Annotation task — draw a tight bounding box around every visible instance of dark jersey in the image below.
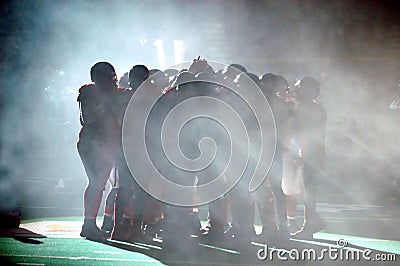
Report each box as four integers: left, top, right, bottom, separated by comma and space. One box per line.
77, 84, 121, 143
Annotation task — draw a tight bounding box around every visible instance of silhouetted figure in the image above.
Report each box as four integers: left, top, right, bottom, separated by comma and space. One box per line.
192, 66, 232, 243
221, 70, 261, 244
144, 70, 199, 247
112, 64, 151, 243
77, 62, 120, 240
101, 71, 136, 233
255, 73, 294, 243
291, 77, 327, 239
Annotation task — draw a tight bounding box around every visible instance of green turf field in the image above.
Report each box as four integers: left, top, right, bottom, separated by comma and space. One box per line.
0, 214, 399, 265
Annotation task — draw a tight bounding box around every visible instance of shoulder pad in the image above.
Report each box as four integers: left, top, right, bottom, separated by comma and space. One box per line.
77, 83, 96, 102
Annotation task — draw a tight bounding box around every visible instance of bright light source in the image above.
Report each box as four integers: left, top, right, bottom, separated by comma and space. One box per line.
173, 40, 185, 65
153, 39, 166, 70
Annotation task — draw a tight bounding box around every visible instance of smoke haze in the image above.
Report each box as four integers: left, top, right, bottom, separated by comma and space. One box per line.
0, 0, 399, 216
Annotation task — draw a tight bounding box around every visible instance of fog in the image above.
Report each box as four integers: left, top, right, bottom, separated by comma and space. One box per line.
0, 0, 399, 217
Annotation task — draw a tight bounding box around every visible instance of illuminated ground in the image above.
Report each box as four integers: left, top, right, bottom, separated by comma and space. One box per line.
1, 203, 399, 265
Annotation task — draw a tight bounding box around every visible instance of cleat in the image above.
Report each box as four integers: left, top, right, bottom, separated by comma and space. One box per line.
80, 223, 110, 241
101, 217, 114, 232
